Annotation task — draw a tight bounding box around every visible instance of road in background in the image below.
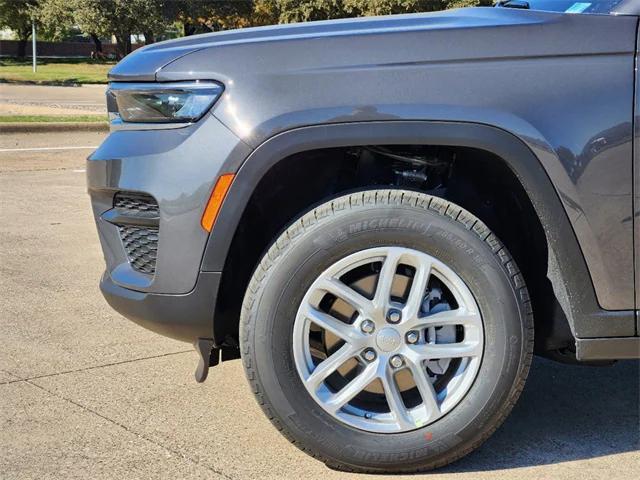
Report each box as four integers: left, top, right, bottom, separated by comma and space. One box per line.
0, 131, 103, 172
0, 84, 106, 116
0, 130, 638, 479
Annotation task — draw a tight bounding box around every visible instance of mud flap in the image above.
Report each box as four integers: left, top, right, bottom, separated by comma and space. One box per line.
194, 338, 220, 383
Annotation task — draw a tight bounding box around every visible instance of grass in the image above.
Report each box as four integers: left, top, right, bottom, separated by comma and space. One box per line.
0, 114, 108, 123
0, 58, 114, 85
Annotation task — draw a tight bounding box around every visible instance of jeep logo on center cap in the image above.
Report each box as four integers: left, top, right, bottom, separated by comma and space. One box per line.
376, 328, 401, 352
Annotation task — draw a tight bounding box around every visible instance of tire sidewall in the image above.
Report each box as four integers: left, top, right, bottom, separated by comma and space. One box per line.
244, 198, 526, 470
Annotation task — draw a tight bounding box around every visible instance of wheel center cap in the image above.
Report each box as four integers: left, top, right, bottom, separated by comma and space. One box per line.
376, 327, 401, 352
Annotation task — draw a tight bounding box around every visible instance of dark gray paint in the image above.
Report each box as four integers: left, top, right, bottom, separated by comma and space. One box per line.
635, 21, 640, 333
576, 337, 640, 360
112, 7, 636, 310
88, 6, 640, 350
200, 121, 635, 338
100, 271, 221, 342
87, 116, 251, 294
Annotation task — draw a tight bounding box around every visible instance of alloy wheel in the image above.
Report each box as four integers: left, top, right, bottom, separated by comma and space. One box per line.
293, 246, 484, 433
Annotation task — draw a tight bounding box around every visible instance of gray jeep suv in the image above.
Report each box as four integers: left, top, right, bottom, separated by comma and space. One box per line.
88, 0, 640, 472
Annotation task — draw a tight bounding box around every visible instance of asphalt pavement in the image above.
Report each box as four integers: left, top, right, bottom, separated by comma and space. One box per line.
0, 130, 638, 479
0, 84, 106, 116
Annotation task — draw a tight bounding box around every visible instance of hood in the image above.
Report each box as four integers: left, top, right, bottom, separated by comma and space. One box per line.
109, 7, 551, 81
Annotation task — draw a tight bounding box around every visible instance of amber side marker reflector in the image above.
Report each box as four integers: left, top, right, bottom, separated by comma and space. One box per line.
201, 173, 235, 232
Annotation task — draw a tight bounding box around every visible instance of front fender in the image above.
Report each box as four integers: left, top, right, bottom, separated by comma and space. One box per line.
201, 120, 635, 338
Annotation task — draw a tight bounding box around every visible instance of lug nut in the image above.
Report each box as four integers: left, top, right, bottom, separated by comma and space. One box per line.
390, 355, 404, 368
387, 309, 402, 324
360, 320, 375, 334
389, 355, 404, 368
406, 331, 419, 344
362, 349, 377, 362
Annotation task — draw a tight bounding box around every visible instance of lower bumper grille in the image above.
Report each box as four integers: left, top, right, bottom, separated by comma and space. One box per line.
118, 225, 159, 274
114, 192, 159, 217
112, 192, 160, 275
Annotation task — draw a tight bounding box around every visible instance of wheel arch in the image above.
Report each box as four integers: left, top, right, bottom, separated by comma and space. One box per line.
202, 120, 633, 345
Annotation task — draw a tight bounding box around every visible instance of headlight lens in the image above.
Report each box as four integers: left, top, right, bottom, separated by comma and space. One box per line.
106, 81, 224, 124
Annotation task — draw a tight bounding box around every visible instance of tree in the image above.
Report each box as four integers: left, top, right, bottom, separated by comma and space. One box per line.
344, 0, 447, 16
68, 0, 168, 56
204, 0, 254, 31
36, 0, 171, 55
37, 0, 96, 48
252, 0, 493, 24
276, 0, 347, 23
446, 0, 493, 7
251, 0, 280, 26
128, 0, 167, 45
167, 0, 254, 36
0, 0, 38, 58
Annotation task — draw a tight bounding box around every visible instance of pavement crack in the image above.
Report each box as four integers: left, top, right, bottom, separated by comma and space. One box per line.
23, 378, 236, 480
3, 352, 237, 479
1, 350, 193, 384
0, 368, 23, 384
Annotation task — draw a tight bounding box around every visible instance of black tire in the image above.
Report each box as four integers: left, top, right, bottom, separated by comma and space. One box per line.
240, 189, 533, 473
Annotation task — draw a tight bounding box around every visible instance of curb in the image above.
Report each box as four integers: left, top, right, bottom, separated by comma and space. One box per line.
0, 122, 109, 133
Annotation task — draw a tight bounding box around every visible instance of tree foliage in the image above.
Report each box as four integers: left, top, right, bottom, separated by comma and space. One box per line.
0, 0, 39, 57
167, 0, 255, 35
263, 0, 492, 23
35, 0, 74, 41
0, 0, 37, 40
37, 0, 168, 55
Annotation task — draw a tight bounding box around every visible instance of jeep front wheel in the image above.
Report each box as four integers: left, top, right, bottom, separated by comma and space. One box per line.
240, 189, 533, 473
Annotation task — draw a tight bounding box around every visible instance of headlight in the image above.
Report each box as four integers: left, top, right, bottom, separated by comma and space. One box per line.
106, 81, 224, 124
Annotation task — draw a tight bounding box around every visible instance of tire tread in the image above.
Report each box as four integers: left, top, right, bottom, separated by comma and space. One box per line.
240, 189, 534, 473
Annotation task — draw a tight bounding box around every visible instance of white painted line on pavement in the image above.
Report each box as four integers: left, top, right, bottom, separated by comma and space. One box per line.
0, 146, 98, 153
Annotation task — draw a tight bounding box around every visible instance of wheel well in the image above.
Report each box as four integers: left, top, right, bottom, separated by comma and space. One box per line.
215, 145, 574, 358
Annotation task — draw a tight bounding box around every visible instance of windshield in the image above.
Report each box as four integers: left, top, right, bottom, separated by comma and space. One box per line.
497, 0, 627, 14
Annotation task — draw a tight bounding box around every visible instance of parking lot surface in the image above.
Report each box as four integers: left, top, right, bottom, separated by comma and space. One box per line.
1, 131, 638, 479
0, 84, 106, 116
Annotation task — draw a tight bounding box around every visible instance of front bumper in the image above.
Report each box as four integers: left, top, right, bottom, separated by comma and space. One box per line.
87, 113, 251, 343
100, 271, 221, 342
